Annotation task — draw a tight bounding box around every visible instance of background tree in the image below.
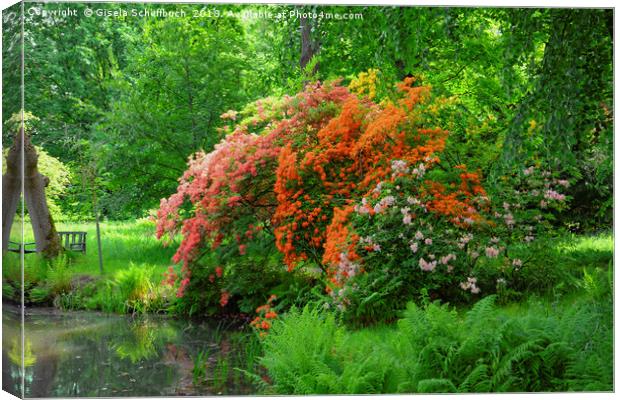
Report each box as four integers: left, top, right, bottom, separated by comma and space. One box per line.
95, 12, 265, 216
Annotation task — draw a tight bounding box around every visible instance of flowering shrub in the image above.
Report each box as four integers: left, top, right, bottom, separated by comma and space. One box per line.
156, 81, 351, 313
251, 294, 279, 337
273, 77, 436, 272
156, 71, 569, 322
323, 159, 570, 322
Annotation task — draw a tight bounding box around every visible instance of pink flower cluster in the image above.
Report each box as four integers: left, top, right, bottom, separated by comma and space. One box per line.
391, 159, 409, 176
460, 277, 480, 294
401, 207, 412, 225
544, 189, 566, 201
419, 257, 437, 271
440, 253, 456, 265
485, 246, 500, 258
373, 195, 396, 214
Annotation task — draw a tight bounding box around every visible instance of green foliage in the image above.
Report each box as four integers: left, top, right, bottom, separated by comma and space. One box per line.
498, 9, 612, 229
95, 7, 266, 216
5, 221, 178, 313
3, 113, 71, 220
260, 306, 347, 394
171, 229, 319, 318
87, 264, 156, 314
2, 283, 16, 300
46, 255, 72, 296
192, 349, 210, 386
261, 288, 612, 394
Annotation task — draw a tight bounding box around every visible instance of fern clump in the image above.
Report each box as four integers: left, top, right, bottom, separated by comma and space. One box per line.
260, 289, 612, 394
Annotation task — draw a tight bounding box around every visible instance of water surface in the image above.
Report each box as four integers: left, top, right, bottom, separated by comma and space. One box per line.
2, 305, 257, 397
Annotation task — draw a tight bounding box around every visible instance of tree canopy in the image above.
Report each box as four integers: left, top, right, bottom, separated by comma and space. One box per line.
2, 3, 611, 229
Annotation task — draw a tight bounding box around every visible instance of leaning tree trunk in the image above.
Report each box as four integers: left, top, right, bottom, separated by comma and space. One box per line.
2, 131, 22, 253
2, 129, 62, 257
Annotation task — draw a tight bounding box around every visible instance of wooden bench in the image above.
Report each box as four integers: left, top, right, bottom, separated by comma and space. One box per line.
57, 231, 87, 253
7, 241, 37, 254
7, 231, 87, 254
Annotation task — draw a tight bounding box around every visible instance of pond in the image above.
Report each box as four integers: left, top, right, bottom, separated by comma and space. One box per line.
2, 304, 259, 397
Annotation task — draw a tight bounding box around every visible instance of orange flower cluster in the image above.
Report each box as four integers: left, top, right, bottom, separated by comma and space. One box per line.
423, 166, 488, 226
396, 77, 431, 111
250, 294, 278, 337
273, 77, 447, 272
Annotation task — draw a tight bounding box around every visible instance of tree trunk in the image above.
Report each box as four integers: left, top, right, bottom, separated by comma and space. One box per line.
23, 133, 62, 257
2, 129, 62, 257
300, 12, 319, 75
2, 131, 22, 254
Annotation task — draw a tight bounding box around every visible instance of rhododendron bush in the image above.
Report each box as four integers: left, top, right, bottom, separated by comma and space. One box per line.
156, 73, 569, 321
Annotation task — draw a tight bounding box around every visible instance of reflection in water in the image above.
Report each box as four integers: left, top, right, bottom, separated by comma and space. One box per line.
2, 305, 256, 397
2, 306, 23, 398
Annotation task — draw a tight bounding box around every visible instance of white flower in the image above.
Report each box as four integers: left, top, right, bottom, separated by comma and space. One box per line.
391, 159, 409, 175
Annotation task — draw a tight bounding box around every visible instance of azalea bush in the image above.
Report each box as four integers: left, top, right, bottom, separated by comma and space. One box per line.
156, 81, 351, 315
328, 160, 571, 323
156, 71, 569, 322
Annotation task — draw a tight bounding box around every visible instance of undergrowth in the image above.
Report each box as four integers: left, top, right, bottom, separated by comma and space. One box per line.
259, 267, 612, 394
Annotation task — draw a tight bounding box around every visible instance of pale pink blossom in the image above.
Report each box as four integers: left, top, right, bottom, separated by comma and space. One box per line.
412, 163, 426, 178
440, 253, 456, 265
544, 190, 566, 201
391, 159, 409, 175
557, 179, 570, 188
485, 247, 500, 258
407, 196, 420, 205
458, 233, 473, 249
419, 258, 437, 271
460, 277, 480, 294
354, 198, 370, 214
373, 195, 396, 213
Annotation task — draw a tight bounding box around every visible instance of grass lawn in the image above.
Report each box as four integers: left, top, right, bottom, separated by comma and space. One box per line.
9, 219, 178, 283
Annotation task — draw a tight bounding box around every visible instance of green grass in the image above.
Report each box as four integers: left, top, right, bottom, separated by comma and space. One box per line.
556, 231, 613, 269
14, 219, 178, 281
3, 219, 179, 312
